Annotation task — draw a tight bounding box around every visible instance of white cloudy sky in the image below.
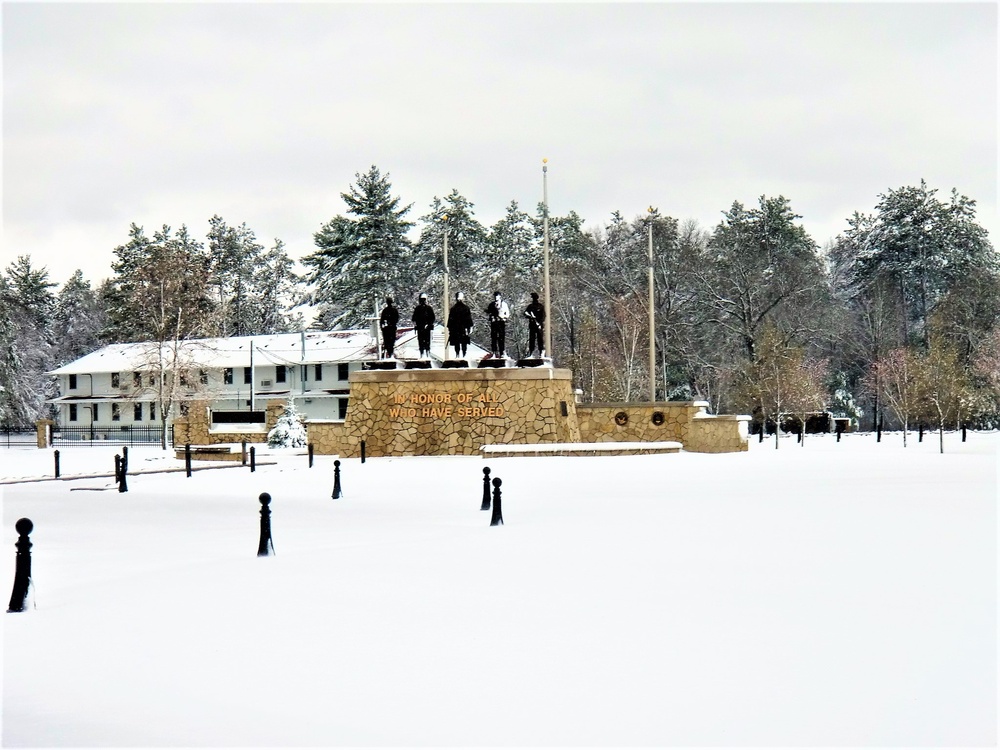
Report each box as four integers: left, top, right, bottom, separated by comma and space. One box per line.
3, 2, 997, 286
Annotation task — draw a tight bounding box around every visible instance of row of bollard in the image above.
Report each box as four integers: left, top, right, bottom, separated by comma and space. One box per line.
11, 458, 506, 612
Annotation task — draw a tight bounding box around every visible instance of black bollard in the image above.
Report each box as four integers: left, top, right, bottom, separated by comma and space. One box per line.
962, 425, 967, 442
490, 477, 503, 526
114, 454, 121, 483
7, 518, 33, 613
53, 449, 60, 479
185, 443, 192, 478
257, 493, 274, 557
919, 423, 924, 442
118, 461, 128, 492
836, 422, 843, 443
876, 418, 882, 443
309, 443, 314, 468
481, 466, 492, 510
360, 440, 366, 464
122, 446, 128, 469
250, 446, 256, 473
241, 440, 248, 466
332, 460, 342, 499
758, 424, 764, 443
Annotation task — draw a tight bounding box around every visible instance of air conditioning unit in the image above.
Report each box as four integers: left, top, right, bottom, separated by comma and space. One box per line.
260, 380, 272, 387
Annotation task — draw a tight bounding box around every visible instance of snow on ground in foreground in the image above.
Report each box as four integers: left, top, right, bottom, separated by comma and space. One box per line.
1, 432, 997, 747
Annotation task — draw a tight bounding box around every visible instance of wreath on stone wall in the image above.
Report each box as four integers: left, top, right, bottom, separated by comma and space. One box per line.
614, 411, 629, 426
651, 411, 665, 426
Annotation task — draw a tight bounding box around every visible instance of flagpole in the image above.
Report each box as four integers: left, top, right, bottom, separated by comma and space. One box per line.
648, 206, 656, 403
542, 159, 552, 360
442, 214, 449, 363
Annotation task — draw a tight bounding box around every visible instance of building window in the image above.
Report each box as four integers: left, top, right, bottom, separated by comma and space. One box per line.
199, 369, 208, 385
111, 372, 120, 388
244, 367, 252, 384
69, 404, 78, 421
149, 374, 155, 387
150, 402, 156, 421
275, 366, 286, 384
224, 368, 233, 385
179, 403, 189, 416
92, 404, 98, 421
112, 404, 120, 422
133, 372, 141, 388
314, 364, 322, 381
339, 398, 348, 420
69, 374, 77, 390
179, 371, 188, 387
338, 363, 349, 381
133, 403, 142, 421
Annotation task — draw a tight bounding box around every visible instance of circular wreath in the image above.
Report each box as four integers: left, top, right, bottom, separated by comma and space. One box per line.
651, 411, 665, 426
614, 411, 629, 426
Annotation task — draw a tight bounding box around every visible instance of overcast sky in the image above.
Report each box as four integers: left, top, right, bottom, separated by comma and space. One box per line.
4, 2, 997, 287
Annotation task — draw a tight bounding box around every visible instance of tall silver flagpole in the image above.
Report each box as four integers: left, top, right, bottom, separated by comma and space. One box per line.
542, 159, 552, 360
648, 206, 656, 403
442, 214, 449, 363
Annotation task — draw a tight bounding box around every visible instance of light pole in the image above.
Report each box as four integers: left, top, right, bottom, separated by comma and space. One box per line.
648, 206, 656, 403
542, 159, 552, 360
442, 213, 450, 362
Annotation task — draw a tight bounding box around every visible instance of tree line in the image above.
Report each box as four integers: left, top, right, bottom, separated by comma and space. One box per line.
2, 167, 998, 446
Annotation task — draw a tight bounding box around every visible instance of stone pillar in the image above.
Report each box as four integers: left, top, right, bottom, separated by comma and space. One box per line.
35, 419, 54, 449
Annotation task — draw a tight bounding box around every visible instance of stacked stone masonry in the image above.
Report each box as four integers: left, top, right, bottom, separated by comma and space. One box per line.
305, 370, 748, 457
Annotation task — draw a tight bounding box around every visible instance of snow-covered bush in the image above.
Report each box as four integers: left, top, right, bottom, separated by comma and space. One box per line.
267, 401, 307, 448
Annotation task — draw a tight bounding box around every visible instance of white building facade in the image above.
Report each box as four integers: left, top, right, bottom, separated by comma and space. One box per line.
48, 325, 485, 431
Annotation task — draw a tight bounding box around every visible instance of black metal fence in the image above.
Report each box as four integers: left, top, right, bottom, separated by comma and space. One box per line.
0, 425, 38, 447
51, 425, 174, 447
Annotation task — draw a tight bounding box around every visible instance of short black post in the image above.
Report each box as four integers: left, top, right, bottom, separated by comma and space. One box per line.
122, 445, 128, 469
490, 478, 503, 526
332, 460, 342, 499
53, 449, 60, 479
250, 446, 256, 473
185, 443, 192, 478
114, 454, 121, 483
876, 418, 882, 443
918, 423, 924, 442
257, 493, 274, 557
7, 518, 33, 613
118, 457, 128, 492
481, 466, 491, 510
360, 440, 366, 464
308, 443, 314, 468
835, 422, 843, 443
962, 425, 967, 442
758, 424, 764, 443
796, 429, 802, 444
241, 440, 248, 466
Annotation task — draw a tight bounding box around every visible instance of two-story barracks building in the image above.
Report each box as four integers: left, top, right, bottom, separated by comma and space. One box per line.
47, 325, 476, 430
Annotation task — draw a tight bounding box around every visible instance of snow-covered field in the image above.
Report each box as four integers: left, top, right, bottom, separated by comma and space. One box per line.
2, 432, 996, 747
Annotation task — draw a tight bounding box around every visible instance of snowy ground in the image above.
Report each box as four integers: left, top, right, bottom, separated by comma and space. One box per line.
2, 431, 997, 747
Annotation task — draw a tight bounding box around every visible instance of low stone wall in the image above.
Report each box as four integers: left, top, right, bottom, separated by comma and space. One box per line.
305, 420, 346, 456
686, 414, 750, 453
172, 400, 283, 446
576, 401, 749, 453
327, 367, 581, 457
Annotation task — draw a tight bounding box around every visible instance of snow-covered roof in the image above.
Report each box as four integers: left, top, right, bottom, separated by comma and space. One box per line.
48, 325, 490, 375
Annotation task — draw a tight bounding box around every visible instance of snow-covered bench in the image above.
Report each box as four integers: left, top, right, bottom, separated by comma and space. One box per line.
480, 441, 682, 458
